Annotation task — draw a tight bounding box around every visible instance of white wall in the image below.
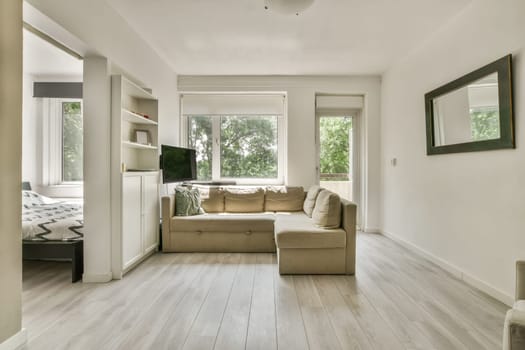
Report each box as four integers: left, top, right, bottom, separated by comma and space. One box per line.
178, 76, 381, 231
25, 0, 179, 281
381, 0, 525, 304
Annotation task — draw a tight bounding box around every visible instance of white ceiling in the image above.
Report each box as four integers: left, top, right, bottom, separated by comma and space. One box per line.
23, 28, 83, 78
108, 0, 471, 75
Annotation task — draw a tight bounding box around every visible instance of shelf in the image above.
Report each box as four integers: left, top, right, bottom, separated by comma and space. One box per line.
122, 109, 158, 125
122, 141, 158, 150
123, 77, 156, 100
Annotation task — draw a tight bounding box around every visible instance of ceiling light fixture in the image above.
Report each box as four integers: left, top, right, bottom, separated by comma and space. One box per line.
264, 0, 314, 16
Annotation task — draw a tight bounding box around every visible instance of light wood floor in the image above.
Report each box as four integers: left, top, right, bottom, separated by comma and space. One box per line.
22, 232, 507, 350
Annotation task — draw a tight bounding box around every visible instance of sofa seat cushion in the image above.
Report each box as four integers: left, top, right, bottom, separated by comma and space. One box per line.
171, 212, 275, 233
274, 213, 346, 249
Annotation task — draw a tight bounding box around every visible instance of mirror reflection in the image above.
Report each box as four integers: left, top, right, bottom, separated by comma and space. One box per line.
432, 72, 500, 146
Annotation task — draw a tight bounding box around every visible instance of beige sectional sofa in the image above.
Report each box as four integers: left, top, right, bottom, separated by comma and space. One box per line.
161, 186, 356, 274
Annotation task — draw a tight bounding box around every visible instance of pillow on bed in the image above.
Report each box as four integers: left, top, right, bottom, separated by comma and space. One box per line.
22, 190, 58, 208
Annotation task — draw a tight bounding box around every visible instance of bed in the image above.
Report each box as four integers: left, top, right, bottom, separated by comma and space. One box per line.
22, 185, 84, 282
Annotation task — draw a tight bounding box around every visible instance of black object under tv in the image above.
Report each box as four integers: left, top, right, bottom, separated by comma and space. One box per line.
160, 145, 197, 183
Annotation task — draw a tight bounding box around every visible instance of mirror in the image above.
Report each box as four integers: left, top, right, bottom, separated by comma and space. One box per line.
425, 55, 514, 155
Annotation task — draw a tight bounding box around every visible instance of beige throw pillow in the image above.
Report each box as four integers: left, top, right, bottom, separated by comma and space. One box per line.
265, 186, 305, 212
198, 187, 225, 213
224, 188, 265, 213
312, 190, 341, 228
303, 185, 322, 217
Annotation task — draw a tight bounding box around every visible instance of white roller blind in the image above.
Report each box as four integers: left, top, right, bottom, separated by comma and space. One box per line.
316, 95, 364, 112
182, 94, 285, 115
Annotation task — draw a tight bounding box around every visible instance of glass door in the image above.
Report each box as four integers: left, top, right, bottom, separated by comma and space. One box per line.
317, 115, 355, 201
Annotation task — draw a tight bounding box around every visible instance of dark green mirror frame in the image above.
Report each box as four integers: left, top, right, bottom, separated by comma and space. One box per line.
425, 54, 514, 155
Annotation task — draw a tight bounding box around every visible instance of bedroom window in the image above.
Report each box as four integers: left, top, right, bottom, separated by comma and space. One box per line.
43, 98, 83, 185
184, 114, 284, 184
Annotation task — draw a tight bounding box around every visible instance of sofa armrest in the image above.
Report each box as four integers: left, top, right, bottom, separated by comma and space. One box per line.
504, 309, 525, 350
516, 261, 525, 301
340, 198, 357, 275
161, 195, 175, 251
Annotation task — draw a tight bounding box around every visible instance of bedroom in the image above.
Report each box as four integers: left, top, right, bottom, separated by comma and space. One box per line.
21, 23, 85, 282
2, 0, 525, 349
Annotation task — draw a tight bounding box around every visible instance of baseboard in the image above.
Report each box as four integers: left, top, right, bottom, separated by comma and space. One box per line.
362, 227, 382, 234
0, 328, 27, 350
82, 271, 112, 283
381, 230, 514, 307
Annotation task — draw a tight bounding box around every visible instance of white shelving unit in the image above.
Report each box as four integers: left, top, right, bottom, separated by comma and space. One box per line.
111, 75, 160, 279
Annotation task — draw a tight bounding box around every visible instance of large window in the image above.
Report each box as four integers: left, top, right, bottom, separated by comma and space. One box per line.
186, 115, 283, 184
43, 98, 83, 185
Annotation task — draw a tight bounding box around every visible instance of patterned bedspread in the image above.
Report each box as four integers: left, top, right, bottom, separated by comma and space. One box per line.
22, 191, 84, 241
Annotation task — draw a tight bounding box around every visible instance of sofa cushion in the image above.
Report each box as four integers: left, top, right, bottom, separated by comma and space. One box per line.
175, 187, 202, 216
274, 213, 346, 249
197, 187, 225, 213
303, 185, 322, 217
224, 188, 265, 213
171, 213, 275, 233
265, 186, 305, 212
312, 190, 341, 229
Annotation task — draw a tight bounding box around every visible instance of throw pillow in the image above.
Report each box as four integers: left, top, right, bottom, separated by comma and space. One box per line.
175, 187, 202, 216
224, 187, 265, 213
303, 185, 322, 217
312, 190, 341, 228
196, 186, 225, 213
265, 186, 305, 212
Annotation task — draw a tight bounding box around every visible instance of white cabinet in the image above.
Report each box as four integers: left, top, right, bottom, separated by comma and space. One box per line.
120, 172, 159, 272
111, 75, 160, 279
143, 173, 159, 255
121, 175, 143, 269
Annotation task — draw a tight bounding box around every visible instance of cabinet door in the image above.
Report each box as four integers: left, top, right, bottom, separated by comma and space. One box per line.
142, 173, 159, 254
122, 175, 143, 269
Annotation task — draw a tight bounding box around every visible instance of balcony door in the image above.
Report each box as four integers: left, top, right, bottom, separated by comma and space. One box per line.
317, 115, 356, 201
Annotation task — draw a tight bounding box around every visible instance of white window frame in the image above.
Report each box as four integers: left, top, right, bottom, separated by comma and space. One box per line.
181, 114, 286, 185
42, 98, 83, 187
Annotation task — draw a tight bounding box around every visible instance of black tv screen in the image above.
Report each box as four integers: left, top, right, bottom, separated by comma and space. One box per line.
160, 145, 197, 183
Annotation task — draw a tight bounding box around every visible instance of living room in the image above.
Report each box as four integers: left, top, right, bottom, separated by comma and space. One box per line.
1, 0, 524, 349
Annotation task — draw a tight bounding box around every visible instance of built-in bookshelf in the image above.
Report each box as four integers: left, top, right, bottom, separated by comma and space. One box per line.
111, 75, 159, 278
112, 76, 159, 172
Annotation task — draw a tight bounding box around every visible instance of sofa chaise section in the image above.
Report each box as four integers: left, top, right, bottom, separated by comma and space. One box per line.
274, 198, 356, 275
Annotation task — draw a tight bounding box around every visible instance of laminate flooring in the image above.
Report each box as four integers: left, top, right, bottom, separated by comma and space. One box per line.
22, 232, 507, 350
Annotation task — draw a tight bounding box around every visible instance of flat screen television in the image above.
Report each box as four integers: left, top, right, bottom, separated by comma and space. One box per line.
160, 145, 197, 183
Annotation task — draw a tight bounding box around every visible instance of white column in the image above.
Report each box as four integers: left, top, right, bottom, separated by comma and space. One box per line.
0, 0, 24, 346
82, 56, 112, 282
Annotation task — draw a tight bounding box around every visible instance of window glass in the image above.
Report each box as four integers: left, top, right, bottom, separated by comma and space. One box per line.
220, 115, 278, 178
62, 101, 83, 182
188, 116, 213, 181
187, 115, 280, 181
470, 107, 500, 141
